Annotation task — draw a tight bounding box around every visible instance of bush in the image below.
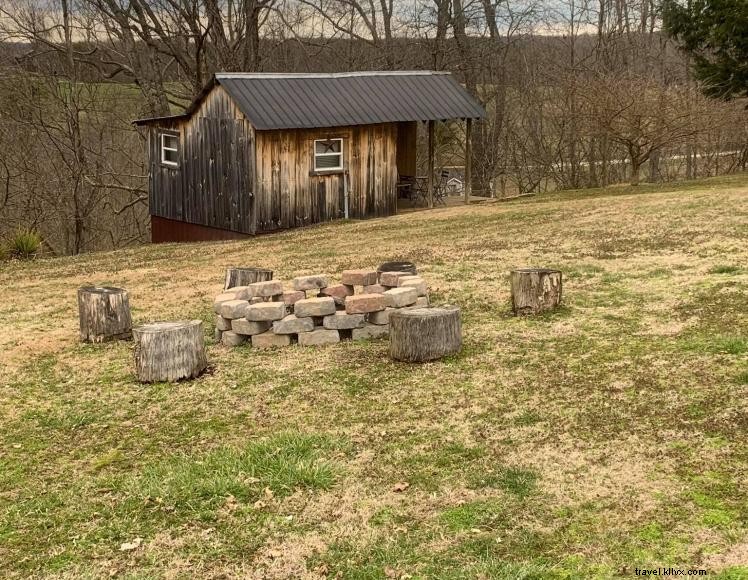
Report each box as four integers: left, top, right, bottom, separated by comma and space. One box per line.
8, 229, 42, 260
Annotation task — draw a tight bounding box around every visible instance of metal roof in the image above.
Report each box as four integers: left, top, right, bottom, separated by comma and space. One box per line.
134, 71, 484, 129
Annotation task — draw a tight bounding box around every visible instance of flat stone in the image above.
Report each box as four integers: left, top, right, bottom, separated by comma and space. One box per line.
282, 290, 305, 306
397, 275, 421, 285
231, 319, 271, 336
319, 283, 354, 306
399, 277, 428, 296
294, 296, 336, 318
222, 330, 247, 346
247, 280, 284, 298
363, 283, 387, 294
213, 292, 237, 313
345, 293, 386, 314
219, 299, 250, 319
384, 287, 418, 308
215, 315, 232, 331
229, 286, 252, 300
341, 269, 378, 286
292, 275, 329, 291
415, 296, 430, 307
246, 301, 286, 321
252, 330, 292, 348
298, 328, 340, 346
352, 323, 390, 340
323, 311, 366, 330
379, 271, 409, 287
273, 314, 314, 334
368, 308, 394, 325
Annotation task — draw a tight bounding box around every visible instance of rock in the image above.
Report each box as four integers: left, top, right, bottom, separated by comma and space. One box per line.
231, 319, 271, 336
341, 269, 378, 286
345, 293, 386, 314
319, 283, 354, 305
352, 324, 390, 340
247, 280, 284, 298
282, 290, 305, 307
215, 315, 232, 331
213, 292, 238, 313
399, 277, 428, 296
229, 286, 252, 300
323, 311, 366, 330
383, 287, 418, 308
292, 275, 329, 291
363, 283, 387, 294
368, 308, 394, 325
246, 301, 286, 321
252, 330, 292, 348
219, 299, 250, 319
298, 328, 340, 346
379, 271, 410, 287
295, 296, 336, 318
273, 314, 314, 334
222, 330, 247, 346
214, 328, 223, 342
415, 296, 430, 307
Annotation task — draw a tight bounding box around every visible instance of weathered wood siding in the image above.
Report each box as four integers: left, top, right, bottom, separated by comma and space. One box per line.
147, 86, 256, 234
254, 123, 398, 233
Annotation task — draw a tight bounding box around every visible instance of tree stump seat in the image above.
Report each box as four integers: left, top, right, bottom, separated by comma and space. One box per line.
377, 261, 417, 276
389, 305, 462, 362
133, 320, 207, 383
224, 267, 273, 290
510, 268, 562, 315
77, 286, 132, 343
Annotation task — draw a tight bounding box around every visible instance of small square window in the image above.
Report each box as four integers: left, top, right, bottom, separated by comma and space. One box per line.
314, 138, 343, 171
160, 133, 179, 167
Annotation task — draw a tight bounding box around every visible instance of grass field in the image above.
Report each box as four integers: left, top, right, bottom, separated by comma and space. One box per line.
1, 175, 747, 579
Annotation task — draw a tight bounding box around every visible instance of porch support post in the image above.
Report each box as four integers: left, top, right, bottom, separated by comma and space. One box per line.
464, 117, 472, 205
427, 120, 435, 209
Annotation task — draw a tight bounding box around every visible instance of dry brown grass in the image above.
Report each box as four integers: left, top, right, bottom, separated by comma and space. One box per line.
0, 175, 747, 578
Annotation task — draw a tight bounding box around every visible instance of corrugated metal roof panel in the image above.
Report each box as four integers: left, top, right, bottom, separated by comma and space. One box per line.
214, 71, 485, 130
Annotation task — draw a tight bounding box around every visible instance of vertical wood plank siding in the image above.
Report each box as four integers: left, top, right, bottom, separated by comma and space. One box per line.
253, 123, 398, 233
147, 86, 399, 237
147, 86, 256, 234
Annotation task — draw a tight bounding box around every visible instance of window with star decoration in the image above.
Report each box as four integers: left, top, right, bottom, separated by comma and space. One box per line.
313, 138, 344, 171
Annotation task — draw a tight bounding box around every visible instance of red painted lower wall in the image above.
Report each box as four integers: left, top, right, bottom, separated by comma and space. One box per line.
151, 216, 252, 243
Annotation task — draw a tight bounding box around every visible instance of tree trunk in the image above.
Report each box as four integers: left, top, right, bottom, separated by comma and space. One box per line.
133, 320, 207, 383
510, 269, 562, 315
630, 159, 641, 185
77, 286, 132, 342
648, 149, 661, 182
224, 267, 273, 290
389, 306, 462, 362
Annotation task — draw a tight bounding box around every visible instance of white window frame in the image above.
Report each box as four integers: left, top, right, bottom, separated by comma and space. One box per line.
160, 132, 179, 167
313, 138, 344, 172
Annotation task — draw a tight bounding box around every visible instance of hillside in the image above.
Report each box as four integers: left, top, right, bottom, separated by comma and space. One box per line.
1, 175, 747, 578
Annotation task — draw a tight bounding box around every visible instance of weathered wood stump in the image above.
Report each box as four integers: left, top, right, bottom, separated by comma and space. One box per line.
133, 320, 207, 383
378, 261, 417, 276
510, 268, 562, 315
389, 306, 461, 362
224, 267, 273, 290
77, 286, 132, 343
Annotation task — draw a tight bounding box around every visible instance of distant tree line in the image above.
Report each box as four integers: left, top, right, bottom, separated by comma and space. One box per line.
0, 0, 746, 255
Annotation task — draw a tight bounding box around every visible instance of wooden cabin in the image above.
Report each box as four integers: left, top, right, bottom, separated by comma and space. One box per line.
134, 71, 484, 243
